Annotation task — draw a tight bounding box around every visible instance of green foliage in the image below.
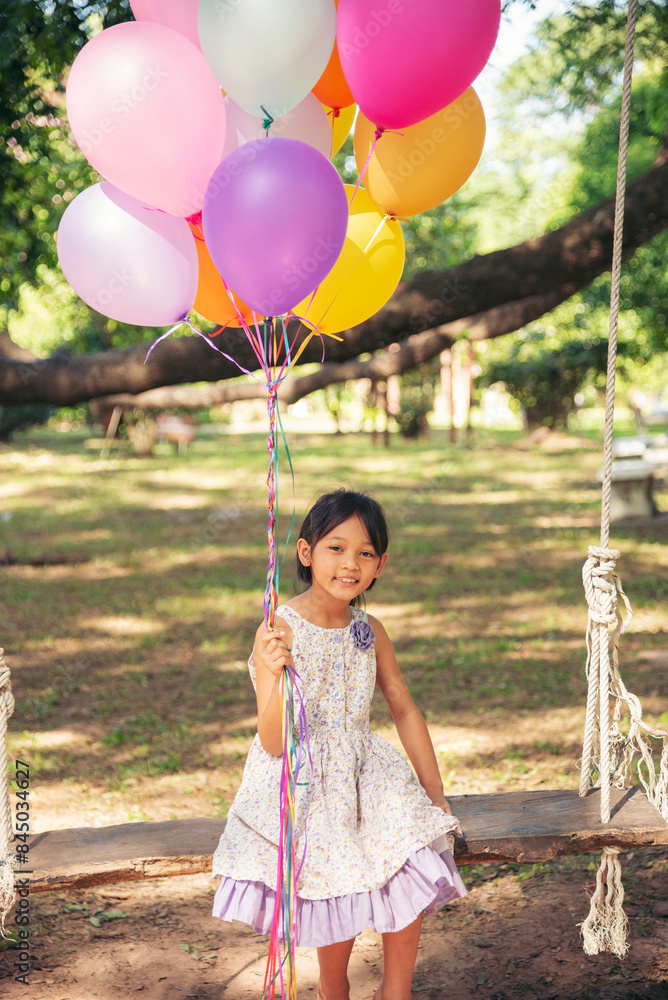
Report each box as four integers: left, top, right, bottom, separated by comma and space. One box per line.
473, 3, 668, 425
0, 0, 176, 353
1, 0, 668, 379
477, 329, 609, 429
0, 2, 129, 305
398, 362, 438, 438
400, 198, 478, 280
0, 401, 52, 440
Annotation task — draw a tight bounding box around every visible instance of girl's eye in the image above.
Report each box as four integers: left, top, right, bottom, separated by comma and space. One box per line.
329, 545, 341, 551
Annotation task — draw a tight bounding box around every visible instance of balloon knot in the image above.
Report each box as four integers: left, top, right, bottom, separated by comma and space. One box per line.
374, 127, 384, 140
187, 210, 202, 227
332, 107, 341, 119
260, 106, 274, 134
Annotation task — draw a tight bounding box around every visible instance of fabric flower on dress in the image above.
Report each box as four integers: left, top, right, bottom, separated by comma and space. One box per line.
351, 619, 375, 651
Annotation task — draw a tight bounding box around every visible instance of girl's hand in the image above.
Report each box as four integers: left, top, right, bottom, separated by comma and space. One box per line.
257, 629, 293, 681
429, 793, 453, 816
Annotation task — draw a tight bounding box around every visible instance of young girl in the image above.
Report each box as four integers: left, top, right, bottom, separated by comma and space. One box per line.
211, 489, 466, 1000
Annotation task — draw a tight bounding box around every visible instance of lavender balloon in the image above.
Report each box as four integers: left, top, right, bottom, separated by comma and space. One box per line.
57, 182, 198, 326
202, 138, 348, 316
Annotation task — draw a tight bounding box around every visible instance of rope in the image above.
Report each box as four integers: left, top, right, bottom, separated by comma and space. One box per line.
577, 0, 668, 957
0, 649, 19, 938
598, 0, 638, 550
581, 846, 629, 958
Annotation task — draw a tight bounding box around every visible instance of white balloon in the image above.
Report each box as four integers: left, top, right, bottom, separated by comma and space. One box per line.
198, 0, 336, 119
221, 94, 333, 159
56, 182, 198, 327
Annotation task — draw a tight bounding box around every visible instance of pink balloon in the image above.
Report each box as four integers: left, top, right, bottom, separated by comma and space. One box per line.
57, 182, 198, 326
202, 138, 348, 316
337, 0, 501, 130
66, 22, 226, 217
130, 0, 201, 50
221, 94, 333, 160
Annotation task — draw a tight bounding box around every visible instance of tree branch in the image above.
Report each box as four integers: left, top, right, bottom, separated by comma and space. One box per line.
95, 288, 566, 410
0, 332, 36, 363
1, 151, 667, 406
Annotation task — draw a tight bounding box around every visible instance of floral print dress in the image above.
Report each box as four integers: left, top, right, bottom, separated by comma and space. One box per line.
211, 604, 466, 947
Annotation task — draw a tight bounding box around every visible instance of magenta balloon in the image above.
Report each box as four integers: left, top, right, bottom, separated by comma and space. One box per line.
57, 182, 198, 326
337, 0, 501, 130
66, 22, 225, 217
202, 138, 348, 316
130, 0, 201, 50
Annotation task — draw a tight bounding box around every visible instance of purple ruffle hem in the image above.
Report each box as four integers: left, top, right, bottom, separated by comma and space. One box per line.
211, 844, 467, 947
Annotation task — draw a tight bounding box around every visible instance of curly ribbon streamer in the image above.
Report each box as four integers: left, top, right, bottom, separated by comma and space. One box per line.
145, 306, 317, 1000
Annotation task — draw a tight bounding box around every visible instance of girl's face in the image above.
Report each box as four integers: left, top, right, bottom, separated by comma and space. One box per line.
298, 514, 388, 602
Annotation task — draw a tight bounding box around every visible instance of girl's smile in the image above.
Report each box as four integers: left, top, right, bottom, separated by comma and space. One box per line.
297, 515, 388, 607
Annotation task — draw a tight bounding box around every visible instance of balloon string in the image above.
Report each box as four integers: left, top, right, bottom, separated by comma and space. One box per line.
261, 379, 313, 1000
301, 213, 391, 331
348, 127, 384, 209
263, 378, 279, 630
262, 656, 311, 1000
349, 126, 404, 209
260, 105, 275, 136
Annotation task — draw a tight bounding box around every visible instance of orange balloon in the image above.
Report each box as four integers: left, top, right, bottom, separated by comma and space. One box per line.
311, 0, 354, 110
325, 102, 356, 157
188, 222, 258, 328
354, 87, 486, 218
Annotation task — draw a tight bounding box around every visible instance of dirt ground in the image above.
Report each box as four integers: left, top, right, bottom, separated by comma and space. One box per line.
3, 848, 668, 1000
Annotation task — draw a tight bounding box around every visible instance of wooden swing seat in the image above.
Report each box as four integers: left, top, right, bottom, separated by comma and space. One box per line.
25, 786, 668, 894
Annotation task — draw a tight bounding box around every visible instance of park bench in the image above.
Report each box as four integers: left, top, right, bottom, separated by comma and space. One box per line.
25, 787, 668, 893
155, 413, 196, 454
598, 440, 668, 520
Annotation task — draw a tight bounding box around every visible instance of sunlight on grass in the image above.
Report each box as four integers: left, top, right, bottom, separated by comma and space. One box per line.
2, 425, 666, 831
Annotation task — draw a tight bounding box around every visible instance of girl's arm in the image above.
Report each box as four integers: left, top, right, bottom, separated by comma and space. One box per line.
370, 615, 452, 815
254, 616, 294, 757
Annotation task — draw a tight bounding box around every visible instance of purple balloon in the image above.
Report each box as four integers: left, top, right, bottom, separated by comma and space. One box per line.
202, 137, 348, 316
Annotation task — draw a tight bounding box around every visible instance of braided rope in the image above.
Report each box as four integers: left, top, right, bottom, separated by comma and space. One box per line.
579, 0, 637, 815
598, 0, 638, 550
581, 846, 629, 958
578, 0, 643, 959
0, 649, 18, 937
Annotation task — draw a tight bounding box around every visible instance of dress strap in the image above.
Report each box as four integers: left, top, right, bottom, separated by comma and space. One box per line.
275, 604, 299, 624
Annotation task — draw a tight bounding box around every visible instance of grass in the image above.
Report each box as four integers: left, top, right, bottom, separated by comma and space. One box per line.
1, 422, 667, 829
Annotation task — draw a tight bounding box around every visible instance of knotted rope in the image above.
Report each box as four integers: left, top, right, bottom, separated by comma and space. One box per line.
577, 0, 668, 958
0, 649, 19, 938
581, 847, 629, 958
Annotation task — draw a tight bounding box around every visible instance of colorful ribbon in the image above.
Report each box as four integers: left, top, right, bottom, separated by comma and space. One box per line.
145, 306, 321, 1000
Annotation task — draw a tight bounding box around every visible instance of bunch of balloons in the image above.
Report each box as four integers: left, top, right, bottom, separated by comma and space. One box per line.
57, 0, 500, 338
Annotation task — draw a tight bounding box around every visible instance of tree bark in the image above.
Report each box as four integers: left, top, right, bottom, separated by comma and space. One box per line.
1, 151, 667, 406
94, 288, 565, 411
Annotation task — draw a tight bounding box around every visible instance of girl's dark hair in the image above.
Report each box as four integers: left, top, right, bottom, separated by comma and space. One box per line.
296, 489, 389, 604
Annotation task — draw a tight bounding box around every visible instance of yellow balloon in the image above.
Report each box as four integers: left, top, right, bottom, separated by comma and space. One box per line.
294, 185, 405, 336
324, 102, 357, 157
354, 87, 486, 218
